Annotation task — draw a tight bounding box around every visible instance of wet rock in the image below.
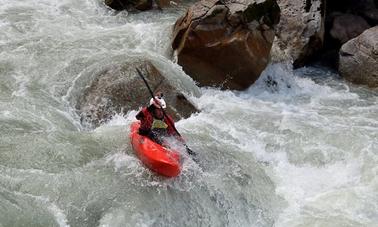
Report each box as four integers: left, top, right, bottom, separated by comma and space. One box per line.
363, 8, 378, 25
273, 0, 376, 68
104, 0, 153, 11
325, 0, 376, 20
78, 60, 198, 127
172, 0, 280, 90
344, 0, 376, 12
271, 0, 325, 66
330, 13, 370, 44
155, 0, 171, 9
314, 0, 377, 68
339, 26, 378, 87
105, 0, 125, 10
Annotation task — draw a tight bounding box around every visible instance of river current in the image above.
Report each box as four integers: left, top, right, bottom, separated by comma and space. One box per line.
0, 0, 377, 226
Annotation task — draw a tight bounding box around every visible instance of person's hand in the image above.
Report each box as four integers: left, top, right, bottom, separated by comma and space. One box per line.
154, 99, 162, 106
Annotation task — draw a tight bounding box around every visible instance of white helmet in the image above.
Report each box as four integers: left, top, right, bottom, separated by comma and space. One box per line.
149, 96, 166, 109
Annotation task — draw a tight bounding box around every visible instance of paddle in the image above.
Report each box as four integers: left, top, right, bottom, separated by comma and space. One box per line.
135, 67, 197, 157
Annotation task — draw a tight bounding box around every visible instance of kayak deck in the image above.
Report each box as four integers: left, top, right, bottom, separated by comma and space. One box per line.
130, 121, 181, 177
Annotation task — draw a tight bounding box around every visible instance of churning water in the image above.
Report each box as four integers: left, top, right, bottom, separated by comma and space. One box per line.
0, 0, 377, 226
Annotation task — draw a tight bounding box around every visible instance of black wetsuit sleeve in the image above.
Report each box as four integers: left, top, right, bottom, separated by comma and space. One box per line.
136, 110, 150, 135
136, 110, 144, 120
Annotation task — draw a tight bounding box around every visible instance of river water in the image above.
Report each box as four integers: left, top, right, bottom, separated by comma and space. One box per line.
0, 0, 377, 226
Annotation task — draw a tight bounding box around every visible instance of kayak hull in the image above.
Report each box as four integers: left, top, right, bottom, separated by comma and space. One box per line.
130, 121, 181, 177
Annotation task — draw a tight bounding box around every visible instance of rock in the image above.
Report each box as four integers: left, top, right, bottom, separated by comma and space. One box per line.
339, 26, 378, 87
326, 0, 376, 15
271, 0, 325, 66
351, 0, 376, 13
78, 60, 198, 127
132, 0, 153, 11
105, 0, 125, 10
172, 0, 280, 90
155, 0, 171, 8
330, 13, 370, 44
104, 0, 153, 11
363, 8, 378, 25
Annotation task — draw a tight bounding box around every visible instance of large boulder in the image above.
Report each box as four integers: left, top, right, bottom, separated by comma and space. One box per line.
104, 0, 171, 10
271, 0, 325, 66
272, 0, 378, 67
339, 26, 378, 87
78, 60, 198, 127
172, 0, 280, 90
105, 0, 153, 11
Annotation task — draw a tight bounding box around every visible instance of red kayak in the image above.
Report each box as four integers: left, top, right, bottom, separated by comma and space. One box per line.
129, 121, 181, 177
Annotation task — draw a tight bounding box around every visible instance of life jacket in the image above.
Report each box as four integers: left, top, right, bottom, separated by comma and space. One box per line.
151, 118, 168, 130
136, 106, 176, 136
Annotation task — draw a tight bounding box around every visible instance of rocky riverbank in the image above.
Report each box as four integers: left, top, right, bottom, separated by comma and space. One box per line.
105, 0, 377, 88
96, 0, 377, 126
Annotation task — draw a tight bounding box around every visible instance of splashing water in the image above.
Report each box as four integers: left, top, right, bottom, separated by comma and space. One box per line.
0, 0, 377, 226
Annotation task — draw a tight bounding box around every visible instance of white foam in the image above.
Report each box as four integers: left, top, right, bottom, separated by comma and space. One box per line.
273, 159, 368, 226
105, 152, 140, 173
178, 62, 378, 226
47, 203, 70, 227
105, 111, 138, 127
11, 191, 70, 227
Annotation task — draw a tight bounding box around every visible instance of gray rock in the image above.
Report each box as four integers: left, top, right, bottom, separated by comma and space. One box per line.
330, 13, 370, 44
271, 0, 325, 65
78, 59, 198, 127
339, 26, 378, 87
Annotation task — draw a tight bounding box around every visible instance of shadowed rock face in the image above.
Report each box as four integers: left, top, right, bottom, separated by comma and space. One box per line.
330, 14, 370, 44
272, 0, 377, 70
104, 0, 171, 11
78, 60, 198, 128
271, 0, 325, 66
172, 0, 280, 90
339, 26, 378, 87
105, 0, 152, 11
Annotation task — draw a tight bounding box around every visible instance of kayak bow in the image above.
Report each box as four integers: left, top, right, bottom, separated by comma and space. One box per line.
130, 121, 181, 177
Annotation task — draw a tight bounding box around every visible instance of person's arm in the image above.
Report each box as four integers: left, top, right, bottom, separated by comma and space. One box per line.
136, 108, 151, 135
136, 110, 144, 120
166, 115, 185, 142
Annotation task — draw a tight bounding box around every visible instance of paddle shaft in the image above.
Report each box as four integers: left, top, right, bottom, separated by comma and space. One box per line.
135, 68, 183, 137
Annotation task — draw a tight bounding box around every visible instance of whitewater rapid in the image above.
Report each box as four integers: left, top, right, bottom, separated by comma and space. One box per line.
0, 0, 377, 227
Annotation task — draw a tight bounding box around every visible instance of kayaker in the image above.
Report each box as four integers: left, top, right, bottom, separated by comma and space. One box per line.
136, 91, 182, 145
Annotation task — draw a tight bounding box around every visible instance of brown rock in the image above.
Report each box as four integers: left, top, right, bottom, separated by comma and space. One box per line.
330, 13, 370, 44
172, 0, 280, 90
78, 59, 198, 127
155, 0, 171, 8
339, 26, 378, 87
132, 0, 153, 11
